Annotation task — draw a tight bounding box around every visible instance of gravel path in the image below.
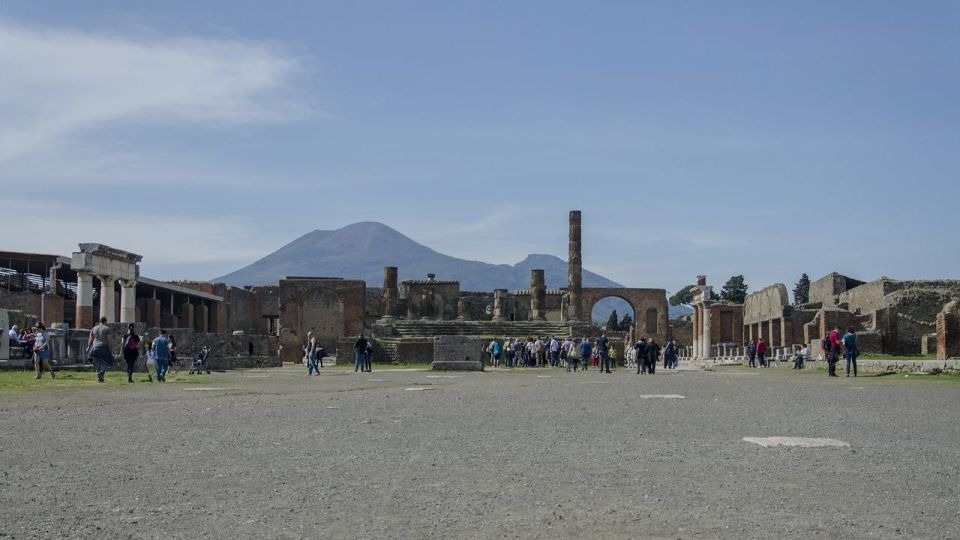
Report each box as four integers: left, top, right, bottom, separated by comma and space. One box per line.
1, 365, 958, 538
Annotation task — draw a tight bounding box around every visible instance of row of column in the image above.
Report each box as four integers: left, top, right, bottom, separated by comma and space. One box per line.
76, 271, 137, 328
744, 319, 788, 347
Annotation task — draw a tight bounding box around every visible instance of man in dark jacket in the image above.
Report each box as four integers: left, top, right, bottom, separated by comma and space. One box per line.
635, 338, 648, 374
647, 339, 660, 375
354, 334, 368, 373
746, 340, 757, 368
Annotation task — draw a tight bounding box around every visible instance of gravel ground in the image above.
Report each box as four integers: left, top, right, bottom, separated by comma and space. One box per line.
1, 365, 958, 539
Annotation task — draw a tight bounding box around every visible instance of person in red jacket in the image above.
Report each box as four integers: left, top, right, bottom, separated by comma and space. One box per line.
826, 326, 842, 377
756, 338, 768, 367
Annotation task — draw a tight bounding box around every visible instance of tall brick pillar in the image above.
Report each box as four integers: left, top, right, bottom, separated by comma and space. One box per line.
382, 267, 398, 319
75, 271, 94, 329
531, 269, 546, 320
937, 301, 960, 360
567, 210, 583, 322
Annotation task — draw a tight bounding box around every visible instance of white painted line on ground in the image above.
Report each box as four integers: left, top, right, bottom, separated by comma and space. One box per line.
581, 381, 609, 384
367, 379, 386, 382
405, 387, 435, 391
849, 386, 865, 390
743, 436, 851, 448
325, 406, 341, 409
536, 375, 553, 378
639, 394, 685, 399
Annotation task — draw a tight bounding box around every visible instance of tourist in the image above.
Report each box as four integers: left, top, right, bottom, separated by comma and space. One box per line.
492, 339, 503, 368
635, 338, 648, 374
533, 337, 544, 367
354, 334, 368, 373
152, 329, 171, 382
756, 338, 767, 368
168, 334, 179, 376
793, 344, 807, 370
86, 317, 114, 383
21, 328, 35, 359
32, 322, 54, 380
306, 332, 320, 376
122, 324, 141, 383
646, 339, 660, 375
578, 337, 591, 371
486, 339, 497, 366
843, 326, 859, 377
565, 339, 578, 372
364, 339, 374, 372
608, 343, 617, 371
142, 336, 154, 382
505, 338, 515, 367
8, 325, 19, 345
591, 343, 599, 368
597, 332, 611, 374
663, 339, 676, 369
746, 340, 757, 368
827, 326, 842, 377
549, 336, 560, 367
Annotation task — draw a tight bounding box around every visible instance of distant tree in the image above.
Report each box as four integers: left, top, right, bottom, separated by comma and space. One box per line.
669, 285, 695, 306
720, 275, 748, 304
607, 309, 620, 330
620, 313, 633, 330
793, 273, 811, 304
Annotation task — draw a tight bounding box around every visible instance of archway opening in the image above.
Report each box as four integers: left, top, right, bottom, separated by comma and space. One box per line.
591, 296, 636, 332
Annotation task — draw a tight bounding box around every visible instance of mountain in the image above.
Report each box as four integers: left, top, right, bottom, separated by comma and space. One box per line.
214, 222, 690, 319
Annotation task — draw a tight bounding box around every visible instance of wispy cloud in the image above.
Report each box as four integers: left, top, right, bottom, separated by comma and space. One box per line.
0, 20, 305, 164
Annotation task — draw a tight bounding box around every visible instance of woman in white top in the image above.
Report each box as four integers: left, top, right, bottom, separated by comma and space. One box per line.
33, 322, 54, 380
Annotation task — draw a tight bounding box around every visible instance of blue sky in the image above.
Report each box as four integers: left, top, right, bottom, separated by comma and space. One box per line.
1, 1, 957, 298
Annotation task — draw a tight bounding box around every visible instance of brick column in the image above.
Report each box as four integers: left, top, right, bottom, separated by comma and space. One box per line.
75, 271, 94, 329
530, 269, 546, 320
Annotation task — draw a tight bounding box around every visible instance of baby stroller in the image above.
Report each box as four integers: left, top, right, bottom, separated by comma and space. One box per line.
189, 346, 211, 375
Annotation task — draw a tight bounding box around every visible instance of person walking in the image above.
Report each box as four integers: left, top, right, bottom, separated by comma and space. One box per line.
647, 339, 660, 375
122, 324, 141, 383
746, 340, 757, 368
793, 344, 808, 370
635, 338, 648, 374
142, 337, 155, 382
86, 317, 115, 383
354, 334, 368, 373
492, 339, 502, 368
364, 339, 374, 372
827, 326, 842, 377
578, 337, 591, 371
755, 338, 767, 368
842, 326, 859, 377
167, 335, 179, 376
597, 332, 611, 374
151, 329, 172, 382
32, 322, 54, 380
306, 332, 320, 376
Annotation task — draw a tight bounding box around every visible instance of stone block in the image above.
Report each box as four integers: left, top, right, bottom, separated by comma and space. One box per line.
432, 336, 483, 371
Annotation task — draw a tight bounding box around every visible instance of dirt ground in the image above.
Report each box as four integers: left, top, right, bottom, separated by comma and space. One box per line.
1, 364, 958, 539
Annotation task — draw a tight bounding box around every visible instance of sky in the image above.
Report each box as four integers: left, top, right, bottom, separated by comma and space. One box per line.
1, 1, 958, 299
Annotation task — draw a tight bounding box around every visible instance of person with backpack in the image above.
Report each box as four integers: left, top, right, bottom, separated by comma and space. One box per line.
746, 340, 757, 368
842, 326, 859, 377
32, 322, 54, 380
354, 334, 368, 373
86, 317, 115, 383
596, 332, 612, 374
755, 338, 768, 368
635, 338, 649, 374
122, 324, 141, 383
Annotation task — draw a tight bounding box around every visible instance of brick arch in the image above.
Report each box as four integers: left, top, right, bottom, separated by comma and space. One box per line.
579, 288, 669, 343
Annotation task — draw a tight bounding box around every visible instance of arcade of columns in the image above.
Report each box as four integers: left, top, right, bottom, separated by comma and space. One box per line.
72, 244, 141, 328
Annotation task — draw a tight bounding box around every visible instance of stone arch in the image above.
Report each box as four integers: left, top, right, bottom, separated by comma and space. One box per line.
580, 287, 669, 344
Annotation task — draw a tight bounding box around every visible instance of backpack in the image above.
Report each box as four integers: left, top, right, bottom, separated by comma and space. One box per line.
125, 335, 140, 350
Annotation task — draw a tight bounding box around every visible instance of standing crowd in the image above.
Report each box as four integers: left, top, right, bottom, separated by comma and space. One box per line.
483, 333, 680, 374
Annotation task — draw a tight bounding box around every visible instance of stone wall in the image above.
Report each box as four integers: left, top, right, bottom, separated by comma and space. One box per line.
809, 273, 866, 306
937, 302, 960, 360
0, 288, 65, 327
432, 336, 483, 370
669, 318, 693, 347
743, 284, 789, 325
400, 280, 460, 320
278, 277, 365, 362
366, 287, 384, 320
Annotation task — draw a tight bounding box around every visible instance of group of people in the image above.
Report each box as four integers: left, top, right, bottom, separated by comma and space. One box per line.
745, 326, 859, 377
481, 334, 679, 375
626, 337, 679, 374
8, 318, 178, 383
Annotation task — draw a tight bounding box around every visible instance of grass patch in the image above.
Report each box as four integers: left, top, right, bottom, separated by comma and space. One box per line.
858, 353, 937, 361
0, 369, 217, 394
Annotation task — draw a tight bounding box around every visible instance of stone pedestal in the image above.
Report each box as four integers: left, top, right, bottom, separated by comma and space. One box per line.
76, 271, 94, 329
432, 336, 483, 371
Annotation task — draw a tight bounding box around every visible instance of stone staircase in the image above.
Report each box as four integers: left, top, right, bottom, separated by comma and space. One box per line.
385, 320, 575, 339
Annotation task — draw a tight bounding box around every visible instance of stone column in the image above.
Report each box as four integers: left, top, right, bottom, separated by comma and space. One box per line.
76, 271, 94, 329
119, 279, 137, 323
493, 289, 507, 322
98, 275, 117, 323
382, 267, 398, 319
693, 305, 701, 359
567, 210, 583, 322
457, 298, 466, 320
702, 305, 712, 359
530, 269, 546, 320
